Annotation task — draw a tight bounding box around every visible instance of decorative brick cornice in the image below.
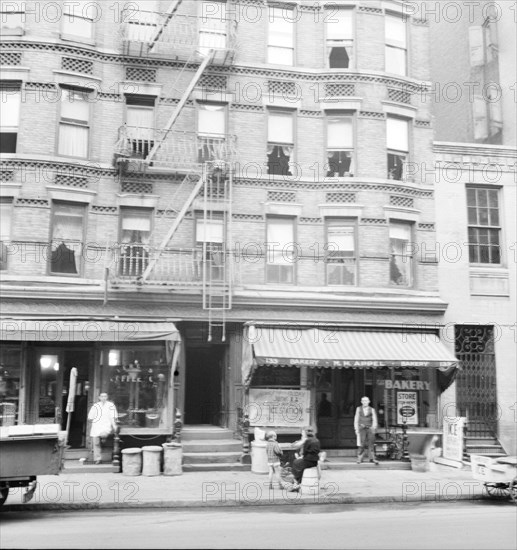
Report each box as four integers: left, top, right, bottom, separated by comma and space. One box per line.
418, 223, 435, 231
415, 119, 431, 127
15, 198, 50, 208
97, 92, 122, 101
299, 110, 321, 117
360, 218, 387, 225
230, 103, 264, 112
91, 205, 117, 214
412, 18, 429, 26
1, 159, 108, 179
358, 6, 383, 14
300, 217, 322, 224
232, 213, 263, 221
359, 111, 385, 119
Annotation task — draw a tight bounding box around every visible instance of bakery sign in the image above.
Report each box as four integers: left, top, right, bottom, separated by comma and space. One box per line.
397, 391, 418, 425
247, 388, 311, 428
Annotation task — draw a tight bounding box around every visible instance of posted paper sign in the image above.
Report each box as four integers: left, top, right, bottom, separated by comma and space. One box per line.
397, 391, 418, 425
248, 389, 310, 428
443, 417, 466, 463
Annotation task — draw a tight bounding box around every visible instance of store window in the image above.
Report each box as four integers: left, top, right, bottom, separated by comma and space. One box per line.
326, 113, 354, 177
0, 199, 13, 271
50, 202, 86, 276
100, 346, 171, 430
58, 87, 90, 159
385, 13, 407, 76
199, 0, 227, 54
196, 216, 225, 281
0, 345, 22, 426
0, 82, 21, 153
268, 6, 294, 65
326, 220, 357, 286
326, 8, 354, 68
387, 116, 409, 181
125, 94, 156, 159
62, 1, 95, 40
467, 187, 501, 264
266, 217, 295, 284
389, 221, 413, 287
267, 110, 294, 176
197, 103, 226, 163
119, 209, 152, 278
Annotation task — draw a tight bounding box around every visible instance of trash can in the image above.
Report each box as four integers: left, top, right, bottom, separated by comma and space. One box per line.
162, 442, 182, 476
410, 454, 429, 473
142, 445, 162, 476
121, 448, 142, 476
251, 440, 268, 474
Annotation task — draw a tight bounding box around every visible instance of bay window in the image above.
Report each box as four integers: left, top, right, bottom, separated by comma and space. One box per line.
268, 7, 294, 65
119, 209, 152, 278
326, 114, 354, 177
266, 217, 295, 284
50, 202, 85, 276
389, 221, 413, 287
326, 221, 357, 285
267, 110, 294, 176
385, 13, 407, 76
387, 116, 409, 181
58, 87, 90, 159
326, 8, 354, 68
467, 187, 501, 264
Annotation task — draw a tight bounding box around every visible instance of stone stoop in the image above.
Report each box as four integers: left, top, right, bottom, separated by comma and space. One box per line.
181, 425, 250, 472
464, 436, 506, 461
62, 447, 119, 474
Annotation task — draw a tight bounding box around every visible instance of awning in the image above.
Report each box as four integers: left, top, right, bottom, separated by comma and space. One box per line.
0, 319, 180, 342
250, 327, 458, 369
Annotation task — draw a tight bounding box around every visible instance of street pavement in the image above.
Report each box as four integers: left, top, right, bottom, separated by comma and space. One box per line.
1, 462, 502, 512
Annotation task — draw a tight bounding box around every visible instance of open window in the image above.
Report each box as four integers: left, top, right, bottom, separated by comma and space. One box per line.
389, 221, 413, 287
197, 103, 226, 163
266, 217, 295, 284
326, 221, 357, 286
58, 87, 91, 159
0, 82, 21, 153
50, 202, 86, 276
125, 94, 156, 159
195, 216, 225, 282
326, 8, 354, 68
326, 114, 354, 177
0, 199, 13, 271
267, 110, 294, 176
387, 116, 409, 181
119, 209, 152, 278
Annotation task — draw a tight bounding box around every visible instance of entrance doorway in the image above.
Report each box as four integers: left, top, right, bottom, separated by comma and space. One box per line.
184, 345, 224, 426
315, 368, 362, 448
33, 347, 91, 448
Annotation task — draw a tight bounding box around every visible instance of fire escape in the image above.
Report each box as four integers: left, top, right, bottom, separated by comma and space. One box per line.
112, 1, 237, 340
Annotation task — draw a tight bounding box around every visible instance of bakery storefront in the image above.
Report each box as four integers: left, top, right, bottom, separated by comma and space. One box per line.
242, 325, 458, 448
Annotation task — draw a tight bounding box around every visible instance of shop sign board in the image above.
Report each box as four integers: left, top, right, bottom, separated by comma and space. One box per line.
248, 388, 310, 428
443, 416, 466, 463
396, 391, 418, 425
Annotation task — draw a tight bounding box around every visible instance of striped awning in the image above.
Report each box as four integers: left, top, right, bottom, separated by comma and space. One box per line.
0, 319, 180, 342
251, 327, 458, 369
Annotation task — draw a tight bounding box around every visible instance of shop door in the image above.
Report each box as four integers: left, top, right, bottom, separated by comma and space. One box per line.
184, 345, 224, 426
315, 368, 359, 448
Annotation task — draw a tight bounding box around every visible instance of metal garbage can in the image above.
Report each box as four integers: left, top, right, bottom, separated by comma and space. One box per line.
121, 447, 142, 476
162, 442, 182, 476
142, 445, 162, 476
251, 440, 268, 474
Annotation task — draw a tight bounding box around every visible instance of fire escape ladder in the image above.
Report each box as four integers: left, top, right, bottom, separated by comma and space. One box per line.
147, 0, 184, 52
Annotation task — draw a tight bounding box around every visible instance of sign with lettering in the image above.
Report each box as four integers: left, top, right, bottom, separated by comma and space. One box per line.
443, 417, 466, 463
248, 389, 310, 428
254, 356, 455, 368
397, 391, 418, 425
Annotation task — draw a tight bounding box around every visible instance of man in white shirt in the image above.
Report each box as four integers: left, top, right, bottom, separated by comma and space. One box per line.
88, 392, 118, 464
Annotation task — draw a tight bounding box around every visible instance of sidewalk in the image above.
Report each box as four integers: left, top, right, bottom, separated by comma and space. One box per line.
1, 464, 490, 511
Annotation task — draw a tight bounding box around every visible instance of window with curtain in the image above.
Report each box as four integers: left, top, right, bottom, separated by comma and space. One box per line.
196, 217, 225, 281
0, 82, 21, 153
0, 200, 13, 271
197, 103, 226, 162
326, 8, 354, 68
62, 1, 95, 40
268, 7, 294, 65
58, 87, 90, 158
267, 111, 294, 176
199, 0, 227, 54
126, 0, 159, 43
326, 114, 354, 177
326, 222, 357, 285
50, 203, 85, 275
125, 95, 155, 158
386, 116, 409, 181
119, 210, 152, 278
266, 217, 295, 284
385, 13, 407, 76
467, 187, 501, 264
389, 222, 413, 287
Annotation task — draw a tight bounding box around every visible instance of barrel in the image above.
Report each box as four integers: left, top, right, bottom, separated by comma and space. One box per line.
121, 448, 142, 476
142, 445, 162, 476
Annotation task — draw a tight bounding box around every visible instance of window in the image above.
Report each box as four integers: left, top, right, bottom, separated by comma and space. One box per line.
268, 6, 294, 65
1, 4, 25, 34
266, 217, 295, 284
0, 199, 12, 271
267, 111, 294, 176
199, 0, 227, 54
0, 82, 21, 153
50, 203, 85, 275
387, 116, 409, 181
196, 216, 225, 281
119, 209, 152, 278
467, 187, 501, 264
62, 1, 95, 40
126, 0, 159, 43
385, 13, 407, 76
326, 221, 356, 285
125, 95, 155, 159
197, 103, 226, 163
326, 114, 354, 177
326, 8, 354, 68
58, 87, 90, 158
389, 222, 413, 287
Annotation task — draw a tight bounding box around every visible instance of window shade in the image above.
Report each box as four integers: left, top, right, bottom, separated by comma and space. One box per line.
387, 117, 409, 151
122, 215, 151, 231
268, 112, 293, 143
327, 117, 353, 148
198, 104, 225, 135
0, 90, 20, 128
328, 226, 354, 251
0, 203, 12, 240
326, 9, 353, 40
196, 219, 224, 243
385, 14, 406, 47
61, 89, 90, 122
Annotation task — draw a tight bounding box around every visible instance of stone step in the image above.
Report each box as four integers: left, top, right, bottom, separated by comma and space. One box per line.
325, 449, 357, 457
466, 444, 505, 453
181, 426, 234, 441
465, 438, 500, 446
324, 461, 412, 470
183, 451, 242, 464
64, 448, 90, 459
183, 463, 251, 472
63, 461, 119, 474
182, 439, 242, 453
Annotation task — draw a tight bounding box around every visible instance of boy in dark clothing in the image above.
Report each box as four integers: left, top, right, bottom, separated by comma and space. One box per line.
292, 427, 321, 487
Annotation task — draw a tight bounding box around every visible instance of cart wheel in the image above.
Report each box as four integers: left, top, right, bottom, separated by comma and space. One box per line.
0, 487, 9, 506
485, 483, 510, 499
509, 479, 517, 505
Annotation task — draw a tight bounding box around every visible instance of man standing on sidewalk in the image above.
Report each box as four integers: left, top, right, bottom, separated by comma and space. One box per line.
354, 396, 379, 464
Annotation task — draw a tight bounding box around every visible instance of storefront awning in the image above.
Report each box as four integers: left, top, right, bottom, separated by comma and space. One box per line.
0, 319, 180, 342
251, 327, 458, 369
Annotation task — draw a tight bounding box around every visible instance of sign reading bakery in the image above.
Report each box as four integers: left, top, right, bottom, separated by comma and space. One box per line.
255, 357, 450, 368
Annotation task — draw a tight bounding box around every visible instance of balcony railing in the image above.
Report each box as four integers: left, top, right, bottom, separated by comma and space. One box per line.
120, 10, 237, 63
114, 128, 237, 171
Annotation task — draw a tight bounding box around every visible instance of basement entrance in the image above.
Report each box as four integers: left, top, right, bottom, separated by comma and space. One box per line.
185, 345, 224, 426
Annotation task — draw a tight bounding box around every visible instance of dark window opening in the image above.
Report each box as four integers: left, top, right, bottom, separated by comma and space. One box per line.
387, 153, 405, 180
267, 145, 292, 176
0, 133, 17, 153
329, 46, 350, 69
327, 151, 352, 177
